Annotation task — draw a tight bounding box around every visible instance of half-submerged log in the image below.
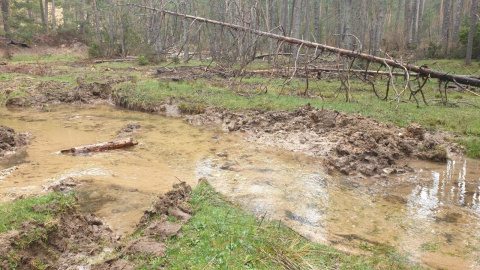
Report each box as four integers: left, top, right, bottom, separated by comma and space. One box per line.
60, 138, 138, 154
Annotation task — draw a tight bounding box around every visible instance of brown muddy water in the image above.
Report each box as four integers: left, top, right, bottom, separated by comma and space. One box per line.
1, 105, 480, 269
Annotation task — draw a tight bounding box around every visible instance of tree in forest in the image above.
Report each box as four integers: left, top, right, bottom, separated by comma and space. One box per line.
465, 0, 479, 65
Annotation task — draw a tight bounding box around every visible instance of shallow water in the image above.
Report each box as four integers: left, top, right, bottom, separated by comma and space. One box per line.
1, 105, 480, 269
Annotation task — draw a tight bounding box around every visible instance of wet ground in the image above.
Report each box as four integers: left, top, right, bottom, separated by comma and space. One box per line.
1, 105, 480, 269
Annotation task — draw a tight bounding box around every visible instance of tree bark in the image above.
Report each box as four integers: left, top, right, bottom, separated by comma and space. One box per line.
452, 0, 465, 44
441, 0, 451, 52
344, 0, 352, 50
39, 0, 45, 24
466, 0, 478, 65
180, 0, 189, 62
92, 0, 102, 51
313, 0, 322, 43
51, 0, 56, 31
394, 0, 403, 48
373, 0, 385, 55
44, 0, 49, 33
403, 0, 411, 46
292, 0, 303, 61
411, 0, 418, 44
415, 0, 424, 45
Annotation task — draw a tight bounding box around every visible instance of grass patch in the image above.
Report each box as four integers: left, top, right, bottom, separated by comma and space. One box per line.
0, 192, 76, 233
156, 182, 422, 269
458, 137, 480, 159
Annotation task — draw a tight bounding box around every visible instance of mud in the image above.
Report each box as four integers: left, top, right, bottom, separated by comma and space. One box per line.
186, 104, 459, 177
0, 125, 30, 157
0, 183, 192, 270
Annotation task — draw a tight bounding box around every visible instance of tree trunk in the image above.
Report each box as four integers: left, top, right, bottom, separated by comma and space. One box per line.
180, 0, 189, 62
1, 0, 10, 37
466, 0, 478, 65
415, 0, 424, 45
452, 0, 464, 44
92, 0, 102, 51
441, 0, 451, 52
394, 0, 403, 48
403, 0, 411, 46
51, 0, 56, 31
373, 0, 385, 55
44, 0, 49, 33
411, 0, 418, 45
344, 0, 352, 50
292, 0, 303, 61
39, 0, 45, 24
313, 0, 321, 43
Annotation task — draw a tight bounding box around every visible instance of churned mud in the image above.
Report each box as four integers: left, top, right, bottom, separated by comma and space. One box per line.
0, 182, 192, 270
186, 104, 460, 177
0, 125, 30, 157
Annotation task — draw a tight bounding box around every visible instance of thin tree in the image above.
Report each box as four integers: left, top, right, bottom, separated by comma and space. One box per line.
51, 0, 56, 31
44, 0, 48, 33
441, 0, 451, 52
466, 0, 479, 65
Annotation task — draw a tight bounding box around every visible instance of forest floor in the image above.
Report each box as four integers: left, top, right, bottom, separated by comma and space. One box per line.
0, 44, 479, 269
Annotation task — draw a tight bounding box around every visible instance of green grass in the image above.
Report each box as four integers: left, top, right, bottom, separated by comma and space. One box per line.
0, 192, 76, 234
134, 182, 423, 270
8, 53, 82, 64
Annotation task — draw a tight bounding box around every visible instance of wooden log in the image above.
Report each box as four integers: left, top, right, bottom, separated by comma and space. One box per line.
93, 58, 137, 64
125, 4, 480, 88
60, 138, 138, 154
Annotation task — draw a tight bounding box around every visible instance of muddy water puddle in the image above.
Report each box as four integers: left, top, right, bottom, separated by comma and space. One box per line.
0, 105, 218, 235
1, 105, 480, 269
198, 138, 480, 269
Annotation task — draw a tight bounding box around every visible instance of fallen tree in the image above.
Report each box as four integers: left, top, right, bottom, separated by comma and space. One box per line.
60, 138, 138, 154
125, 3, 480, 89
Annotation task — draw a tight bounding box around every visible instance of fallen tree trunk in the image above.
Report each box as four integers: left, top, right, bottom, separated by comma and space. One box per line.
60, 138, 138, 154
313, 68, 408, 76
93, 58, 137, 64
125, 4, 480, 88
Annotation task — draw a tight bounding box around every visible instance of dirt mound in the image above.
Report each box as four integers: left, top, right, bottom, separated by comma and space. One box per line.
0, 126, 30, 157
186, 104, 459, 177
0, 210, 119, 270
0, 182, 193, 269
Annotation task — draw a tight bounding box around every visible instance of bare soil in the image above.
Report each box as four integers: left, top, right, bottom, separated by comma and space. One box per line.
0, 126, 30, 157
0, 182, 192, 270
186, 104, 460, 178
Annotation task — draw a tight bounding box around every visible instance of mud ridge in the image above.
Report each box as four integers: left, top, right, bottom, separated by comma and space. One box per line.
186, 104, 461, 177
0, 125, 30, 157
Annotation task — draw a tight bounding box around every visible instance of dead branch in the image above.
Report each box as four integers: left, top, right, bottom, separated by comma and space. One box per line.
123, 3, 480, 88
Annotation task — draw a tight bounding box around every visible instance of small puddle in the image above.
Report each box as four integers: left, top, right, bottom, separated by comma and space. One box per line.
1, 105, 480, 269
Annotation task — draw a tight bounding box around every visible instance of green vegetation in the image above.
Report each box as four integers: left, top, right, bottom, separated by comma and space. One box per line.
130, 182, 422, 269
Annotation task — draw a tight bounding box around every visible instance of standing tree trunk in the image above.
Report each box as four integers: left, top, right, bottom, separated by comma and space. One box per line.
180, 0, 189, 62
344, 0, 352, 50
373, 0, 385, 55
44, 0, 49, 33
39, 0, 45, 24
441, 0, 451, 53
292, 0, 303, 61
411, 0, 418, 45
394, 0, 403, 48
466, 0, 479, 65
403, 0, 411, 47
415, 0, 425, 45
313, 0, 321, 43
452, 0, 465, 44
92, 0, 102, 51
51, 0, 56, 31
1, 0, 10, 37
